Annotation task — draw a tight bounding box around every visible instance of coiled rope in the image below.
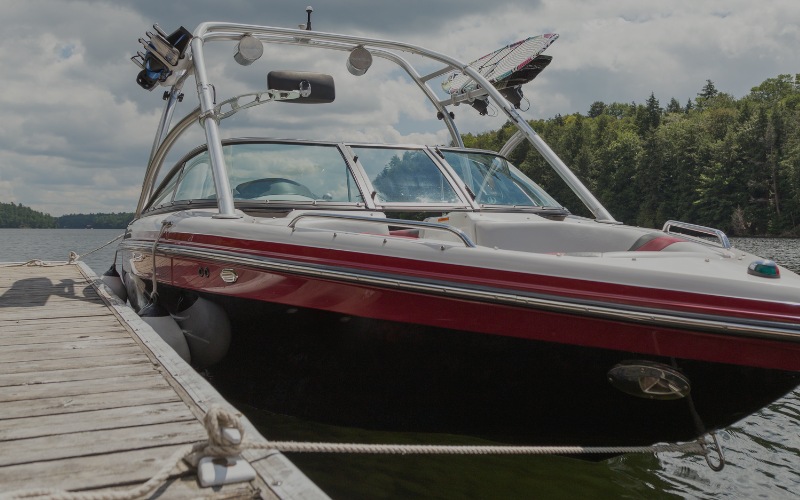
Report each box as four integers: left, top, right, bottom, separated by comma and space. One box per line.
2, 406, 712, 500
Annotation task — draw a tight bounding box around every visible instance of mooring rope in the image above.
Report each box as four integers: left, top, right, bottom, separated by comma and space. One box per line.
245, 440, 704, 456
0, 233, 125, 268
68, 233, 125, 263
2, 406, 713, 500
0, 259, 46, 267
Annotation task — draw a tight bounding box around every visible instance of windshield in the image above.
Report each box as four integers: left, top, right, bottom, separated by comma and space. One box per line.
352, 146, 461, 204
146, 142, 364, 210
441, 150, 561, 208
224, 142, 362, 203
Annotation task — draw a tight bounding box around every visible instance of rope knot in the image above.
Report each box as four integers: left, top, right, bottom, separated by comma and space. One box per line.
185, 405, 246, 467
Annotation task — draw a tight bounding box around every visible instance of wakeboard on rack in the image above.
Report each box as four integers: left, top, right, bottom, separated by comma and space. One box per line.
442, 33, 558, 112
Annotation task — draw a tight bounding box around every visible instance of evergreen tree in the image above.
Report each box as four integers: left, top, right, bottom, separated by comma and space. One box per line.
666, 97, 682, 114
698, 79, 719, 100
588, 101, 606, 118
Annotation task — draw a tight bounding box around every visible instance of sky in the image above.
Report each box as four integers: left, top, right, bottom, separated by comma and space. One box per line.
1, 0, 799, 216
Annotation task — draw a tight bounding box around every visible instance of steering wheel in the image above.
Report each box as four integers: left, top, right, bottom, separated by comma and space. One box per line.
235, 178, 317, 199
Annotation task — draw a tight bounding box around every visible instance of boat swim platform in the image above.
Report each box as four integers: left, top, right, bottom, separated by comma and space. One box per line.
0, 261, 328, 499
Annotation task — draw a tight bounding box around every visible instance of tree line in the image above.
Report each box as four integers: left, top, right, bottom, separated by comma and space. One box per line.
0, 202, 133, 229
463, 74, 800, 236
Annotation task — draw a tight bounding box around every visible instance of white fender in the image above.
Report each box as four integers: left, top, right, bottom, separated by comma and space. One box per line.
101, 265, 128, 302
139, 302, 192, 364
174, 297, 232, 368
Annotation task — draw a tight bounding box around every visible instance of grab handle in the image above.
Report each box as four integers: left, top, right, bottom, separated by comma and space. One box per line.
288, 213, 476, 248
662, 220, 731, 249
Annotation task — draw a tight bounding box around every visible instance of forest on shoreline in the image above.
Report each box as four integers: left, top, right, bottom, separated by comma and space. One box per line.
464, 74, 800, 237
0, 202, 133, 229
3, 74, 800, 235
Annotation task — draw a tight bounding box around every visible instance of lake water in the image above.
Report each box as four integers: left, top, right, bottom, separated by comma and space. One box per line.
1, 229, 798, 498
0, 228, 123, 274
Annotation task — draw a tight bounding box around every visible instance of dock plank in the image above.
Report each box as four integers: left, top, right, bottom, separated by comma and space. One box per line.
0, 446, 256, 496
0, 351, 151, 375
0, 327, 131, 346
0, 401, 196, 441
0, 291, 98, 301
0, 362, 157, 388
0, 344, 145, 365
0, 420, 207, 467
0, 372, 173, 403
0, 308, 112, 322
0, 337, 136, 356
0, 386, 182, 420
0, 316, 122, 332
0, 290, 104, 301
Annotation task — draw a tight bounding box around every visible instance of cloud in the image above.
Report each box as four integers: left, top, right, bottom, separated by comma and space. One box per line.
1, 0, 799, 216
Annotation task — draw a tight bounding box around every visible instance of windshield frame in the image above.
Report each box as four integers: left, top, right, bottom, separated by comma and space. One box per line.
144, 139, 372, 214
144, 140, 566, 216
345, 144, 473, 212
436, 147, 566, 213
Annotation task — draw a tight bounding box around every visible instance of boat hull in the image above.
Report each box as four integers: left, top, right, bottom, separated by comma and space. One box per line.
119, 236, 800, 447
163, 286, 800, 447
119, 231, 800, 372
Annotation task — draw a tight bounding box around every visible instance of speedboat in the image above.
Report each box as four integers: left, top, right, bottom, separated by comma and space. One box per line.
117, 12, 800, 450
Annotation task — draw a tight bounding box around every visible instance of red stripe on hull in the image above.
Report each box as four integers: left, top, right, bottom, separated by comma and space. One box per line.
162, 251, 800, 372
163, 232, 800, 324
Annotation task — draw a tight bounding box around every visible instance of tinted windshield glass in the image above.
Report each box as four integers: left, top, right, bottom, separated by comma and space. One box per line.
441, 151, 560, 207
174, 152, 216, 201
353, 147, 461, 204
224, 143, 361, 203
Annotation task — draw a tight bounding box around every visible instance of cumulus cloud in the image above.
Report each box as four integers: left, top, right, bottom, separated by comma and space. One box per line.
1, 0, 799, 215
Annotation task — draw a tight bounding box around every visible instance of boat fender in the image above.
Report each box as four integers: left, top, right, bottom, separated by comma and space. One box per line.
139, 301, 192, 364
101, 264, 128, 302
174, 297, 232, 368
123, 271, 148, 312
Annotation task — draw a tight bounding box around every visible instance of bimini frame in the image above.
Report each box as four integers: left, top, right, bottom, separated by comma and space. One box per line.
136, 22, 616, 223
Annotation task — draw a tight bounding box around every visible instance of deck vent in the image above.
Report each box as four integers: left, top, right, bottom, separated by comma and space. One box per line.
220, 269, 239, 283
607, 361, 690, 400
747, 259, 780, 279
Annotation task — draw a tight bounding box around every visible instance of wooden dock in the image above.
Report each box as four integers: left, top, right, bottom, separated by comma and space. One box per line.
0, 262, 327, 499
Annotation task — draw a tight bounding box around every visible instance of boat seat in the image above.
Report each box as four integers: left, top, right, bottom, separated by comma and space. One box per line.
388, 229, 419, 238
294, 218, 390, 235
470, 220, 718, 255
472, 220, 645, 254
627, 233, 685, 251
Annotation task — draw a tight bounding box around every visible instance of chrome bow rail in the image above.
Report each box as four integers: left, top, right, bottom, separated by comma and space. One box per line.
662, 220, 731, 249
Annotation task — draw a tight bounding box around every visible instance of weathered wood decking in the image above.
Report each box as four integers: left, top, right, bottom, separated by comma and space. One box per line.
0, 262, 326, 499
